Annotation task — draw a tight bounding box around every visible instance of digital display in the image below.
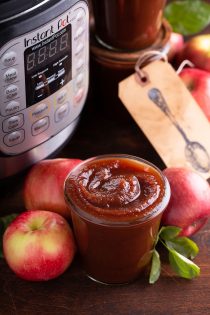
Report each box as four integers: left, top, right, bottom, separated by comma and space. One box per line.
26, 32, 70, 72
24, 25, 72, 106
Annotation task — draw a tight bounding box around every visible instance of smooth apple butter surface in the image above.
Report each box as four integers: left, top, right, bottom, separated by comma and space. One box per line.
65, 155, 170, 284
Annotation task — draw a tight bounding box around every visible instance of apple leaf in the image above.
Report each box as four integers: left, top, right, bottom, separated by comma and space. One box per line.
164, 0, 210, 35
159, 226, 182, 241
149, 250, 161, 284
165, 237, 199, 260
149, 225, 200, 283
0, 214, 18, 258
168, 249, 200, 279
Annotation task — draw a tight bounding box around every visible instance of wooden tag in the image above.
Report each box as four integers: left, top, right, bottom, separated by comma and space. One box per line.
119, 60, 210, 179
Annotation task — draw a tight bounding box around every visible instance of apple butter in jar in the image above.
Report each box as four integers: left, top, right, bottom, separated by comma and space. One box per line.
64, 154, 170, 284
89, 18, 171, 121
91, 0, 166, 51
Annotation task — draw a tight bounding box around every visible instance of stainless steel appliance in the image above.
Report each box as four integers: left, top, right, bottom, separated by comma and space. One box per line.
0, 0, 89, 178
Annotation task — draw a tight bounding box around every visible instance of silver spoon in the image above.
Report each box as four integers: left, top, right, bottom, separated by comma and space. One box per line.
148, 88, 210, 173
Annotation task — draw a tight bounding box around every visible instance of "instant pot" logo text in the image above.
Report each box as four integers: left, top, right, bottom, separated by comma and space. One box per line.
24, 12, 71, 47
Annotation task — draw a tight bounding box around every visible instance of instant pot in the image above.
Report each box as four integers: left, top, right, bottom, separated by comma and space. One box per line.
0, 0, 89, 178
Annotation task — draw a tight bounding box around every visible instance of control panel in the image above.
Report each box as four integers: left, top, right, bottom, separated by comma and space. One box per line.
0, 1, 89, 155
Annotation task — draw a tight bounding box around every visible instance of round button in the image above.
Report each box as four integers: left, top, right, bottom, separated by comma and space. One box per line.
76, 73, 84, 87
2, 51, 17, 67
75, 26, 85, 40
3, 130, 24, 147
5, 84, 19, 100
4, 100, 20, 116
32, 117, 49, 136
32, 103, 49, 119
3, 114, 24, 133
4, 68, 18, 84
76, 9, 85, 23
76, 58, 84, 71
75, 42, 84, 56
57, 90, 67, 104
55, 103, 69, 122
74, 88, 85, 104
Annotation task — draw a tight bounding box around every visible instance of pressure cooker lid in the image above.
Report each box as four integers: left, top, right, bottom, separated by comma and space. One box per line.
0, 0, 51, 22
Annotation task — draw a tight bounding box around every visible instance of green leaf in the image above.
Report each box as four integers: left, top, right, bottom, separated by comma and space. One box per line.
164, 0, 210, 35
168, 249, 200, 279
0, 214, 18, 258
159, 226, 181, 241
149, 250, 161, 284
149, 225, 201, 283
166, 237, 199, 260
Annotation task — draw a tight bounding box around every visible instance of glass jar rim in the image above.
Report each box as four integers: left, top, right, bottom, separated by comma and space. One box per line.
64, 154, 171, 227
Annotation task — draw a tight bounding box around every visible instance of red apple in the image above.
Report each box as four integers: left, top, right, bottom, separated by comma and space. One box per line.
178, 34, 210, 72
162, 167, 210, 237
24, 158, 82, 218
168, 32, 184, 62
3, 210, 76, 281
179, 67, 210, 121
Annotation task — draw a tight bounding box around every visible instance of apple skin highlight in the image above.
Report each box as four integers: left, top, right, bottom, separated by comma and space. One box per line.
162, 167, 210, 237
179, 35, 210, 73
179, 68, 210, 122
3, 210, 76, 281
23, 158, 82, 219
168, 32, 184, 62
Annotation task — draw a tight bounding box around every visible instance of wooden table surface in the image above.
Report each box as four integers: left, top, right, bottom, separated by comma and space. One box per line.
0, 90, 210, 315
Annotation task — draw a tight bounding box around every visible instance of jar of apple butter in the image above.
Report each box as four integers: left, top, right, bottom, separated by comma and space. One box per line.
89, 19, 171, 121
91, 0, 166, 51
64, 154, 170, 284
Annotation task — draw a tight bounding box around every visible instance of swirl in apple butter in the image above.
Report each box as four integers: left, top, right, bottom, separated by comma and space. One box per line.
65, 156, 167, 224
65, 155, 170, 284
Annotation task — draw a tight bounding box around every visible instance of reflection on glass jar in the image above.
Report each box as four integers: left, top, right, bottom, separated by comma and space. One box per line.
65, 154, 171, 284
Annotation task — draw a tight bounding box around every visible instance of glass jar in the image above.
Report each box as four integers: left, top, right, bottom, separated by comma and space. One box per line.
64, 154, 170, 284
89, 19, 171, 120
91, 0, 167, 51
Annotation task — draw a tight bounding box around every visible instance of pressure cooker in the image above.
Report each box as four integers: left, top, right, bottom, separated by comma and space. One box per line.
0, 0, 89, 178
